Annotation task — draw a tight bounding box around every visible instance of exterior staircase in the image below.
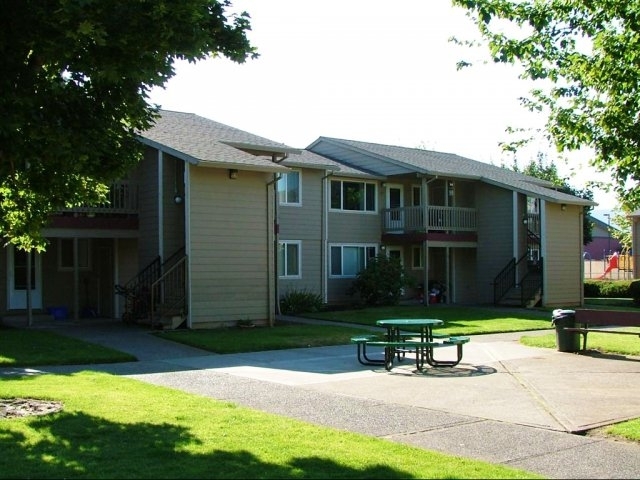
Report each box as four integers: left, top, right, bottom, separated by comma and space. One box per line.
494, 255, 543, 308
117, 247, 187, 329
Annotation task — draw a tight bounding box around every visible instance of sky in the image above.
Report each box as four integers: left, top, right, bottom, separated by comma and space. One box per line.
148, 0, 616, 221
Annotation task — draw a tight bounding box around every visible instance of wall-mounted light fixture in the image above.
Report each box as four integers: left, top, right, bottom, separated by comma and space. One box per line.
381, 182, 387, 188
174, 194, 183, 205
522, 216, 528, 225
561, 203, 567, 211
229, 169, 238, 180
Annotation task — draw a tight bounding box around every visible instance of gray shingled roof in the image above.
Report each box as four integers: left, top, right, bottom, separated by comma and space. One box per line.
137, 110, 298, 173
282, 150, 383, 179
309, 137, 596, 207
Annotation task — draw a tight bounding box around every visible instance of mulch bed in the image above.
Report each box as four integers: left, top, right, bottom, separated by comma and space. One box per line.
1, 398, 63, 418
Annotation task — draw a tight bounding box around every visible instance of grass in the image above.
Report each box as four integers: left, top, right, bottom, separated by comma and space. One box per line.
154, 305, 552, 353
0, 372, 538, 479
0, 328, 136, 366
154, 324, 369, 354
2, 302, 639, 477
520, 329, 640, 357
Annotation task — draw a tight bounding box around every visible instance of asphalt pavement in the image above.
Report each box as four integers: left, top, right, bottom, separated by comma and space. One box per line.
3, 315, 640, 479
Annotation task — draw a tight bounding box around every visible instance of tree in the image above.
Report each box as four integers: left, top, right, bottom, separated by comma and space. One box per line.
0, 0, 256, 251
512, 154, 594, 245
452, 0, 640, 211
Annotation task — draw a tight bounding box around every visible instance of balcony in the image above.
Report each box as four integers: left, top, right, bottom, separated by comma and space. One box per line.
381, 205, 477, 234
59, 181, 138, 215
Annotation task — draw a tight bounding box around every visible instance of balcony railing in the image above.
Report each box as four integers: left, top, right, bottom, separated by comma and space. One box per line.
381, 205, 477, 233
60, 181, 138, 214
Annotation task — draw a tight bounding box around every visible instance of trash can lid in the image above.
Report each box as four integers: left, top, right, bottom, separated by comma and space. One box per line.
552, 308, 575, 317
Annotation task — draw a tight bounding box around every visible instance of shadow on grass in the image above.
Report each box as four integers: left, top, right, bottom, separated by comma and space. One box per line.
1, 411, 417, 479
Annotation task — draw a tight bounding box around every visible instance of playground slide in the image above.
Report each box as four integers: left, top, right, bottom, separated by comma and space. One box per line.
599, 252, 619, 279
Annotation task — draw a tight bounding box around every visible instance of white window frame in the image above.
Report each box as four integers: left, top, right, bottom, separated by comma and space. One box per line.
329, 244, 377, 278
329, 180, 377, 213
58, 238, 91, 271
278, 170, 301, 206
279, 240, 302, 278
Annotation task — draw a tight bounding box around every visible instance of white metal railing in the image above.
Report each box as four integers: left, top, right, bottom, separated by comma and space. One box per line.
381, 205, 476, 233
60, 181, 138, 214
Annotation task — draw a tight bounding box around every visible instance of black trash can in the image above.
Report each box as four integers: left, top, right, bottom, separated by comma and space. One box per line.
551, 309, 580, 353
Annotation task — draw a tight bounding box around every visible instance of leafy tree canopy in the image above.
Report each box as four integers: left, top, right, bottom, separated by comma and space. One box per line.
453, 0, 640, 211
511, 153, 594, 245
0, 0, 256, 250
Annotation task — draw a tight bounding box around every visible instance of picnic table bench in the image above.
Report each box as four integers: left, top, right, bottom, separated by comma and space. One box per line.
559, 309, 640, 351
351, 330, 470, 371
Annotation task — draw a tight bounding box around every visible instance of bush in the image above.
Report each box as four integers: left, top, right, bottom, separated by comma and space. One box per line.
629, 280, 640, 305
346, 253, 406, 306
584, 279, 633, 298
279, 289, 323, 315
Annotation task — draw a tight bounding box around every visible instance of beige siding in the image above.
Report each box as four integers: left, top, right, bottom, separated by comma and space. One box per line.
543, 203, 583, 307
188, 166, 273, 327
475, 184, 515, 303
278, 169, 323, 298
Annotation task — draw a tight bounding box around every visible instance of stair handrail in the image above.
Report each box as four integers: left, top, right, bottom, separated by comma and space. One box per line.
150, 255, 188, 328
519, 258, 544, 306
116, 256, 161, 320
493, 252, 529, 305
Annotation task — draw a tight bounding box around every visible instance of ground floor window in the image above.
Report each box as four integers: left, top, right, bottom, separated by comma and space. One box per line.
278, 240, 301, 278
330, 244, 377, 277
58, 238, 91, 271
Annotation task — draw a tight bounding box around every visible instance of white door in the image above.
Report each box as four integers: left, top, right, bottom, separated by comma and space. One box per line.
7, 245, 42, 309
386, 184, 404, 231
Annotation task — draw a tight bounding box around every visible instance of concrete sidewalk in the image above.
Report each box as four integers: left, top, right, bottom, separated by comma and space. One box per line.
5, 317, 640, 479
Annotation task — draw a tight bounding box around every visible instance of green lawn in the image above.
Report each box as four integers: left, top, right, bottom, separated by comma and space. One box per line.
1, 372, 538, 479
1, 302, 639, 478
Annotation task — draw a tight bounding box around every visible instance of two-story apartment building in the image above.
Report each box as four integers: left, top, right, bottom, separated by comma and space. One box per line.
1, 110, 596, 328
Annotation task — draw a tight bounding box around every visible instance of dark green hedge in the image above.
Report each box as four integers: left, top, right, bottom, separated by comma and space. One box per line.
584, 279, 635, 300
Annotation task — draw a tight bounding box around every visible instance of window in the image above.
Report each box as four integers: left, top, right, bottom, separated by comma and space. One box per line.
278, 171, 301, 205
411, 246, 423, 269
330, 244, 377, 277
330, 180, 376, 212
58, 239, 91, 270
278, 240, 301, 278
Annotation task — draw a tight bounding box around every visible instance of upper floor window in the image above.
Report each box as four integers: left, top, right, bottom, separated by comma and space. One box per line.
278, 240, 301, 278
330, 180, 376, 212
58, 238, 91, 271
330, 244, 377, 277
278, 171, 301, 205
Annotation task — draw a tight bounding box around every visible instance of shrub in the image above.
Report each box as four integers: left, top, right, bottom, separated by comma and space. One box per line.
279, 289, 323, 315
584, 279, 633, 298
346, 253, 406, 306
629, 280, 640, 305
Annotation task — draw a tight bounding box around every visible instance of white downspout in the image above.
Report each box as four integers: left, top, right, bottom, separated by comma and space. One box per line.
422, 176, 438, 306
321, 171, 334, 304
